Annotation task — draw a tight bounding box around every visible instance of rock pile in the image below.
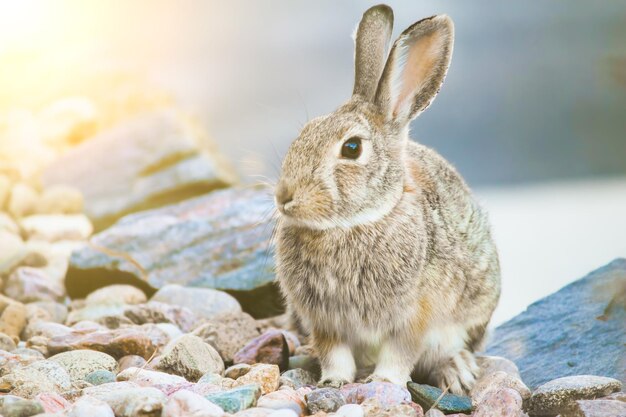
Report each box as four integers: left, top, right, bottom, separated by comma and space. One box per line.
0, 270, 621, 416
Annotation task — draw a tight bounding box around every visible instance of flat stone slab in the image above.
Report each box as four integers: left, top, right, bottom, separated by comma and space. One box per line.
43, 110, 236, 230
527, 375, 622, 416
66, 186, 281, 318
486, 259, 626, 389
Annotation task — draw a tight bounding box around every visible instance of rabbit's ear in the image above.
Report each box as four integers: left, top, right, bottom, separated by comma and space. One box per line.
353, 4, 394, 101
375, 15, 453, 124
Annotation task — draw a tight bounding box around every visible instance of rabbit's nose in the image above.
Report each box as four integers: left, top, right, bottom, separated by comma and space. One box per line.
275, 183, 294, 208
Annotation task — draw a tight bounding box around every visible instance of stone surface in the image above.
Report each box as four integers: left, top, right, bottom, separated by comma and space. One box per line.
471, 371, 531, 406
7, 183, 38, 219
0, 174, 11, 210
0, 212, 19, 234
154, 334, 224, 381
66, 395, 115, 417
83, 382, 167, 417
225, 363, 253, 380
472, 388, 523, 417
152, 284, 241, 320
4, 267, 65, 303
233, 408, 274, 417
26, 301, 68, 323
42, 110, 236, 230
0, 297, 27, 340
48, 349, 118, 382
19, 214, 93, 242
527, 375, 622, 416
234, 330, 290, 371
86, 284, 147, 305
0, 231, 26, 275
163, 389, 225, 417
193, 311, 260, 363
335, 404, 365, 417
306, 387, 346, 413
65, 303, 128, 326
118, 354, 147, 371
117, 366, 188, 387
487, 259, 626, 388
256, 387, 306, 415
232, 364, 280, 395
38, 184, 84, 215
0, 360, 71, 398
564, 399, 626, 417
47, 326, 159, 359
0, 398, 45, 417
407, 382, 473, 414
279, 368, 317, 390
35, 392, 71, 413
424, 410, 445, 417
267, 410, 298, 417
600, 391, 626, 402
477, 355, 521, 380
124, 301, 197, 333
205, 384, 262, 414
342, 382, 413, 409
0, 331, 17, 351
360, 397, 422, 417
65, 186, 282, 318
85, 370, 117, 385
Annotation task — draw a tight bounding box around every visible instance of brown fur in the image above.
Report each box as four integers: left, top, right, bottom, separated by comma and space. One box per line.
274, 5, 500, 394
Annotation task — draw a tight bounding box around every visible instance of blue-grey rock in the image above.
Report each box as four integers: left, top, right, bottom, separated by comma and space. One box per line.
486, 259, 626, 388
204, 384, 261, 413
407, 382, 473, 414
85, 370, 117, 386
65, 186, 282, 318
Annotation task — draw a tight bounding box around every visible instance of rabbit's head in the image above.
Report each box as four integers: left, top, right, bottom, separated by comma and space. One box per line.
276, 5, 454, 230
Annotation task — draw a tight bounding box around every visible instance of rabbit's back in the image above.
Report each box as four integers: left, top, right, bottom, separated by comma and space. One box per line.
405, 141, 500, 334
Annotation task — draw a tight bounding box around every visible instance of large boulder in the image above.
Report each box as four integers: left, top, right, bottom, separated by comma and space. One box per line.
486, 258, 626, 388
66, 186, 282, 318
42, 110, 236, 230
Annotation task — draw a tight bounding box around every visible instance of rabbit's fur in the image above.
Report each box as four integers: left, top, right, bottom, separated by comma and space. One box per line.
274, 4, 500, 394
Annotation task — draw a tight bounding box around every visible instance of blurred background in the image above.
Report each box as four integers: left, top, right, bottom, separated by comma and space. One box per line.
1, 0, 625, 325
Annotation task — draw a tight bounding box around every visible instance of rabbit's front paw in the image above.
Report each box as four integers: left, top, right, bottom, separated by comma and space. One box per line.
364, 374, 392, 384
435, 350, 480, 395
318, 377, 350, 388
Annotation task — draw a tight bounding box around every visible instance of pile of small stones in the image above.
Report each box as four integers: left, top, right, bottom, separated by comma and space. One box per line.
0, 277, 620, 417
0, 178, 624, 417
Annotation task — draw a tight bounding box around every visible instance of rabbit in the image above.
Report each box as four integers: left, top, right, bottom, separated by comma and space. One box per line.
274, 4, 501, 395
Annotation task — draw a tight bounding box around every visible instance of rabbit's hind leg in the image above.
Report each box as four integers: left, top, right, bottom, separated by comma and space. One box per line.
413, 324, 480, 395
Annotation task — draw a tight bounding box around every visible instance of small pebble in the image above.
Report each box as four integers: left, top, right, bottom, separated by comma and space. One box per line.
306, 387, 346, 413
279, 368, 316, 390
335, 403, 365, 417
205, 384, 262, 414
154, 334, 224, 381
85, 370, 117, 385
234, 330, 290, 371
1, 398, 45, 417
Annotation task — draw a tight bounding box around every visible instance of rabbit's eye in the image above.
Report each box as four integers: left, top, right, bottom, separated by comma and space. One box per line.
341, 137, 362, 159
